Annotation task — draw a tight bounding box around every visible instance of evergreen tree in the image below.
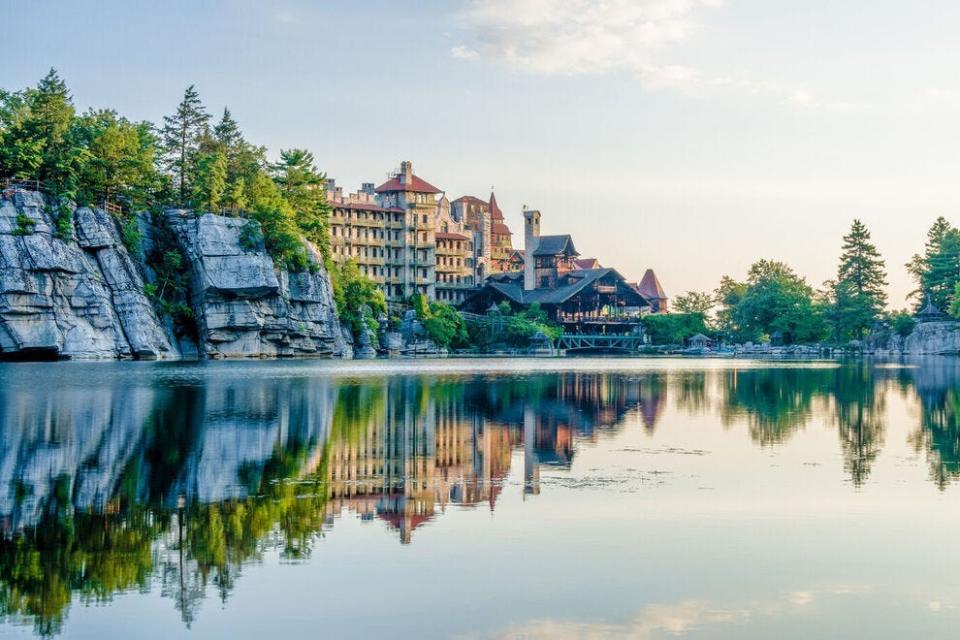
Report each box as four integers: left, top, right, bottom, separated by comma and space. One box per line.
0, 69, 82, 194
923, 228, 960, 311
908, 217, 953, 306
212, 107, 243, 150
832, 219, 888, 340
161, 85, 209, 205
190, 151, 227, 212
271, 148, 330, 257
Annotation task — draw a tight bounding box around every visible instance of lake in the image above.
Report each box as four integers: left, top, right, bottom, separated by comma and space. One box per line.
1, 357, 959, 639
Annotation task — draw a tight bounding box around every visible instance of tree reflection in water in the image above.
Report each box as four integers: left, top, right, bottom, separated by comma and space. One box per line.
2, 361, 960, 634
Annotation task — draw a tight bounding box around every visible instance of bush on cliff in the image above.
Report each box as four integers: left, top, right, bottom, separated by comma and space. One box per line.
329, 259, 386, 344
889, 310, 917, 338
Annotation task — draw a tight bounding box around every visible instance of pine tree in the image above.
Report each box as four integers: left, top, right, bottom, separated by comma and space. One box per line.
923, 229, 960, 311
833, 219, 888, 340
191, 151, 227, 212
161, 85, 209, 205
907, 217, 953, 306
271, 148, 330, 257
212, 108, 242, 150
0, 69, 80, 192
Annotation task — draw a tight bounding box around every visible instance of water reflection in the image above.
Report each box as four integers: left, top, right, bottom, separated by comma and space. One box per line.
2, 359, 960, 635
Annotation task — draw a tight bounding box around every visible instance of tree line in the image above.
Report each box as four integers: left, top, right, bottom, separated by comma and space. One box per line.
657, 217, 960, 346
0, 69, 395, 343
0, 69, 330, 270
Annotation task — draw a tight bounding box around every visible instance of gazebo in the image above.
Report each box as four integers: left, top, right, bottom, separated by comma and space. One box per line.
916, 295, 951, 323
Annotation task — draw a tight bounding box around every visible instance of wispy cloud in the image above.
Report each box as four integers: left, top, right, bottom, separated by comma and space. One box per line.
452, 0, 721, 91
452, 0, 865, 109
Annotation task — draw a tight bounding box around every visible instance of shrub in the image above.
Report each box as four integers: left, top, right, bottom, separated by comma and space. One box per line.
415, 295, 468, 349
121, 217, 142, 258
643, 313, 710, 345
13, 212, 36, 236
889, 310, 917, 338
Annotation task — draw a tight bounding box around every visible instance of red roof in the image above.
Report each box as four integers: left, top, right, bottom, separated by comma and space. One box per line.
436, 232, 469, 241
489, 192, 504, 221
375, 174, 442, 194
638, 269, 667, 300
574, 258, 601, 270
452, 195, 486, 205
491, 223, 512, 235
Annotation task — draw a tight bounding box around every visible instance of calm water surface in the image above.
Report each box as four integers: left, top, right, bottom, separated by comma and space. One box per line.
1, 357, 959, 638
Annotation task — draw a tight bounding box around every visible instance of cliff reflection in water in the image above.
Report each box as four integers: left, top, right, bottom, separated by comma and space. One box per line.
3, 360, 960, 634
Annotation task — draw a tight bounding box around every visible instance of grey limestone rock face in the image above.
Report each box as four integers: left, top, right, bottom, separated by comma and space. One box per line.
167, 211, 349, 359
0, 189, 348, 361
869, 320, 960, 355
0, 189, 175, 360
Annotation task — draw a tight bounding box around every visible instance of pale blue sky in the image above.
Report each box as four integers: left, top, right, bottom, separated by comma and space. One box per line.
5, 0, 960, 305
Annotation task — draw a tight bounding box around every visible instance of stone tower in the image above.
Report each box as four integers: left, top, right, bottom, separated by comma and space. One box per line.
523, 208, 541, 291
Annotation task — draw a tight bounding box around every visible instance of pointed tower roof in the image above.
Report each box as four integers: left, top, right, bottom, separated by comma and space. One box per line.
638, 269, 667, 300
489, 191, 504, 221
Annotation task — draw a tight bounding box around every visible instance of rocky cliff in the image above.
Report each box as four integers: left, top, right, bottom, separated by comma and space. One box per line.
868, 320, 960, 355
0, 187, 349, 360
166, 211, 350, 359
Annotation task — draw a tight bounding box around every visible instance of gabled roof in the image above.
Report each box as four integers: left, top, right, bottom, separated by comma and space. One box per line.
574, 258, 601, 270
638, 269, 667, 300
452, 195, 486, 205
533, 234, 578, 257
484, 268, 648, 307
375, 174, 442, 194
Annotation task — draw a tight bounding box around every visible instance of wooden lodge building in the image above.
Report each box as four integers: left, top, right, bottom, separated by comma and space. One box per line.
462, 209, 650, 335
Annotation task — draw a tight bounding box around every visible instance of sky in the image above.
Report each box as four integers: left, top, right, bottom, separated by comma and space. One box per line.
4, 0, 960, 306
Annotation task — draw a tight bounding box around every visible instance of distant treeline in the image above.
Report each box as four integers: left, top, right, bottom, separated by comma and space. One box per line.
650, 217, 960, 346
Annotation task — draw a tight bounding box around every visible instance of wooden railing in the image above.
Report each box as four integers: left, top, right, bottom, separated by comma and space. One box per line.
2, 177, 44, 194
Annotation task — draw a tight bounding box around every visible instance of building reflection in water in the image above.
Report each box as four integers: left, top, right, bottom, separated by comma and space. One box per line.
6, 360, 960, 634
324, 374, 644, 542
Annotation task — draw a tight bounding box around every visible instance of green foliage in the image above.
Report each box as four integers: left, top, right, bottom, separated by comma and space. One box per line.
246, 171, 309, 271
716, 260, 828, 344
414, 294, 469, 349
643, 312, 709, 345
0, 69, 84, 195
13, 212, 36, 236
467, 302, 561, 348
160, 85, 210, 205
190, 151, 227, 212
52, 202, 72, 241
329, 259, 386, 343
121, 216, 143, 258
827, 219, 888, 342
146, 216, 196, 339
889, 310, 917, 337
672, 291, 715, 316
73, 109, 160, 209
271, 148, 331, 260
908, 217, 960, 312
239, 220, 263, 252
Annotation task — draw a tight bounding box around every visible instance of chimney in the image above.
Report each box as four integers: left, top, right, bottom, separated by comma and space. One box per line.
399, 161, 413, 185
523, 208, 541, 291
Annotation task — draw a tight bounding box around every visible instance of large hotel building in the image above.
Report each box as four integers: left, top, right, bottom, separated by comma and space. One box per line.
327, 161, 516, 305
